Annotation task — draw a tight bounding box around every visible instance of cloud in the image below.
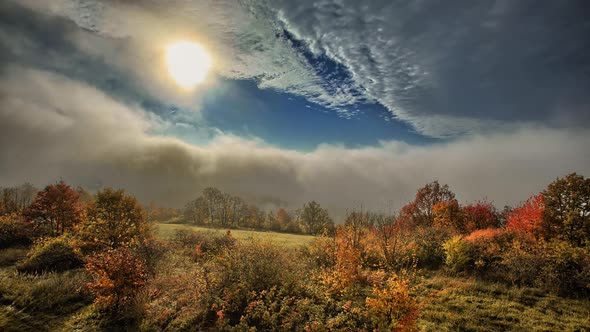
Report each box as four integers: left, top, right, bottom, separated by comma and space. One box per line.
14, 0, 357, 113
271, 0, 590, 135
1, 66, 588, 218
15, 0, 590, 137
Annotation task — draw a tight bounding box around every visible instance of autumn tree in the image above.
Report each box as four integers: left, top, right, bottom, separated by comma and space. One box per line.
273, 208, 288, 231
75, 186, 94, 206
226, 195, 248, 227
25, 181, 84, 236
462, 200, 500, 233
184, 188, 253, 228
0, 183, 38, 215
331, 227, 364, 292
81, 188, 150, 250
301, 201, 333, 235
374, 212, 413, 269
86, 247, 148, 313
201, 187, 225, 225
344, 209, 373, 249
433, 199, 464, 233
542, 173, 590, 246
146, 201, 180, 223
184, 198, 200, 224
400, 181, 455, 227
506, 194, 544, 235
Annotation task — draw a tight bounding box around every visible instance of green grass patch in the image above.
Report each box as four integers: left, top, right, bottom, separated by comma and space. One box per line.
0, 247, 29, 267
0, 267, 92, 331
418, 273, 590, 331
154, 222, 316, 248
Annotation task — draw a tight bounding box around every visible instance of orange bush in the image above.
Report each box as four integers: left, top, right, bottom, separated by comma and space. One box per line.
85, 247, 148, 312
317, 227, 365, 296
462, 228, 515, 275
365, 271, 419, 332
433, 199, 463, 233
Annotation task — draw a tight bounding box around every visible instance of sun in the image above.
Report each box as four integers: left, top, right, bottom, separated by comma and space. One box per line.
165, 41, 212, 89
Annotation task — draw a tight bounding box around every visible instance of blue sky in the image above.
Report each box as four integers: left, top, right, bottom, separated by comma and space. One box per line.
0, 0, 589, 213
199, 78, 434, 150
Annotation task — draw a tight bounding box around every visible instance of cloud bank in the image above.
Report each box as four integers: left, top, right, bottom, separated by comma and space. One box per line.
1, 66, 588, 216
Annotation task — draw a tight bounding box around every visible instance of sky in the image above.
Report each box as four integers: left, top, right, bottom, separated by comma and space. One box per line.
0, 0, 589, 216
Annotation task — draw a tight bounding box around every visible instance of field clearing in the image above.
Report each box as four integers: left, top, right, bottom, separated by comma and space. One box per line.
154, 222, 317, 248
418, 273, 590, 331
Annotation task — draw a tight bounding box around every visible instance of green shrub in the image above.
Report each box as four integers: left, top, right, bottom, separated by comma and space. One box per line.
0, 214, 35, 248
412, 226, 451, 269
144, 241, 311, 330
301, 235, 336, 269
498, 237, 545, 287
223, 286, 324, 331
537, 240, 590, 297
451, 228, 516, 279
193, 230, 236, 260
142, 259, 213, 331
211, 241, 303, 322
172, 229, 236, 261
443, 236, 471, 273
16, 236, 83, 274
445, 229, 590, 297
172, 229, 207, 248
134, 236, 167, 276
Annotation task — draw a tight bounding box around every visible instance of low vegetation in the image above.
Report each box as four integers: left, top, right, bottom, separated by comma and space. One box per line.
0, 173, 589, 331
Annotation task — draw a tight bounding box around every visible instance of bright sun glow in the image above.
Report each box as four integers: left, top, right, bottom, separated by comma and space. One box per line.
166, 41, 212, 89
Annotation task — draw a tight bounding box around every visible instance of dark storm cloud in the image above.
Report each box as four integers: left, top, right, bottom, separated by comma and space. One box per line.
19, 0, 590, 136
272, 0, 590, 135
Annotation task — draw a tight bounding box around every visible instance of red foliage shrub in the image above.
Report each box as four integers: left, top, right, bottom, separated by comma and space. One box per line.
462, 200, 499, 233
506, 194, 544, 235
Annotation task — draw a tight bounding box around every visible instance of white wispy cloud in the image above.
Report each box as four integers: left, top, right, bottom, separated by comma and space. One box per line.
13, 0, 590, 138
18, 0, 362, 112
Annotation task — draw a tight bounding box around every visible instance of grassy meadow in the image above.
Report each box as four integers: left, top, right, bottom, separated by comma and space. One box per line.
1, 226, 589, 331
154, 222, 316, 248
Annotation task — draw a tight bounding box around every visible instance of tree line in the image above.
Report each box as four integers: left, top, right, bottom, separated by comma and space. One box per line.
183, 187, 335, 235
